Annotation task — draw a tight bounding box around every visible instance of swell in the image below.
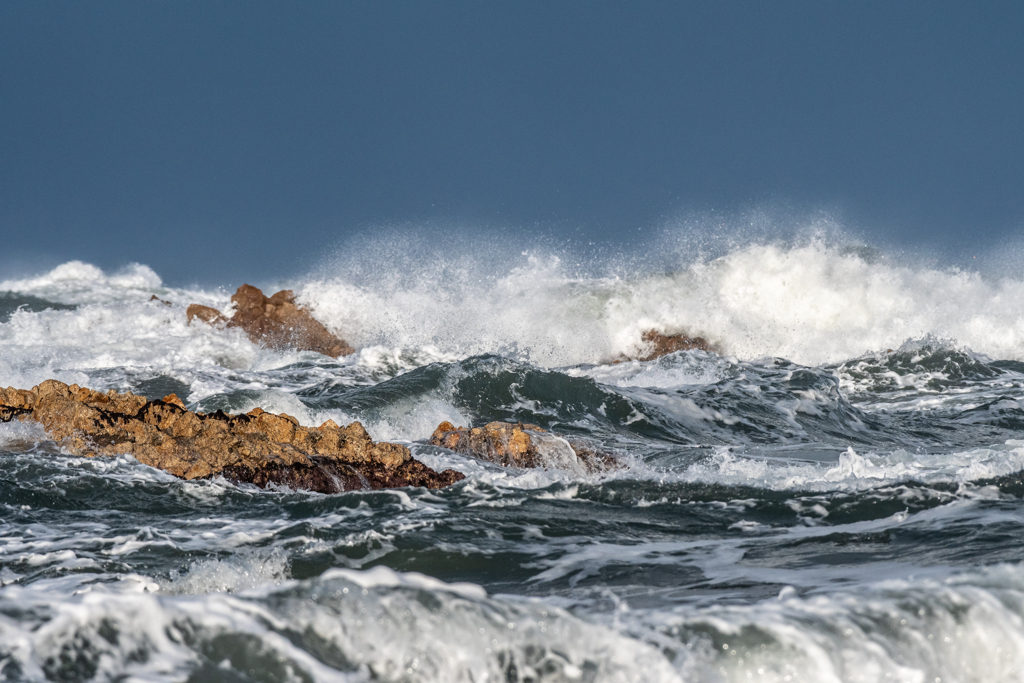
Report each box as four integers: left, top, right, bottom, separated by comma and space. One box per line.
4, 441, 1022, 593
238, 348, 1024, 452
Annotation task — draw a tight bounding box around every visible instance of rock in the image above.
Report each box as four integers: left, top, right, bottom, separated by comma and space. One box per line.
0, 381, 464, 493
149, 295, 172, 307
187, 284, 354, 358
429, 420, 617, 474
161, 393, 187, 410
630, 329, 717, 361
186, 303, 227, 325
229, 284, 354, 358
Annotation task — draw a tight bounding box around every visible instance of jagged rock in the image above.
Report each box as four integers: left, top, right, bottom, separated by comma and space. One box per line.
230, 284, 355, 358
629, 329, 717, 361
187, 284, 354, 358
429, 420, 617, 474
0, 381, 464, 493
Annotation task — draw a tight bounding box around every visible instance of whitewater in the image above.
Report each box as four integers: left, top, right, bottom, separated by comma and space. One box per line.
4, 236, 1024, 682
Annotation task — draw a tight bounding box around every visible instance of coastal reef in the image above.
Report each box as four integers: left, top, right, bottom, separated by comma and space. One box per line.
430, 420, 617, 474
187, 284, 354, 358
0, 381, 463, 492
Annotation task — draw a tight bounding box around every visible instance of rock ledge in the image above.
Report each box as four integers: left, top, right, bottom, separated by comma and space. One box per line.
0, 381, 463, 493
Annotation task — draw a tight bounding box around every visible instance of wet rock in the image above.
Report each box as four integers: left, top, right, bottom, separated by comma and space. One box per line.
187, 284, 354, 358
630, 329, 716, 361
429, 420, 617, 474
186, 303, 227, 325
229, 284, 355, 358
0, 381, 464, 493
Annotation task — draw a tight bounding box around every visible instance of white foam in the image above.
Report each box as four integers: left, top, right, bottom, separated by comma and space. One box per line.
4, 241, 1024, 398
569, 352, 728, 388
321, 565, 487, 599
298, 237, 1024, 367
650, 563, 1024, 683
0, 261, 165, 304
330, 397, 472, 443
680, 442, 1024, 492
0, 567, 679, 682
0, 420, 47, 448
162, 549, 291, 595
0, 297, 257, 390
8, 561, 1024, 683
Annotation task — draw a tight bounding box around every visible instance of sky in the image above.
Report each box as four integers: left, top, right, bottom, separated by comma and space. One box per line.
1, 1, 1022, 284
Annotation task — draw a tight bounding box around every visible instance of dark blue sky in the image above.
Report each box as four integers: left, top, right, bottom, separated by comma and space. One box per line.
2, 1, 1022, 284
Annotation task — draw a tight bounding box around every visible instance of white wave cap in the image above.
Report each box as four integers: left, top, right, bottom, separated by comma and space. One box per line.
299, 237, 1024, 367
0, 567, 679, 682
5, 234, 1024, 372
0, 260, 165, 304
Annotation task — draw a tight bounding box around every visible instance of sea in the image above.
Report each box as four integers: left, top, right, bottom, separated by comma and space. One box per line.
4, 234, 1024, 682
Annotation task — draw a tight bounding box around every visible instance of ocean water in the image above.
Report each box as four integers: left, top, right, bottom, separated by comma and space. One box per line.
4, 238, 1024, 682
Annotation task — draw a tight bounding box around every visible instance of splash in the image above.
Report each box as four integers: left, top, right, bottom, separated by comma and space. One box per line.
0, 260, 164, 305
5, 234, 1024, 376
298, 235, 1024, 366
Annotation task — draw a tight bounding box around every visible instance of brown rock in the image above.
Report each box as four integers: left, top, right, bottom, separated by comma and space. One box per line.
161, 393, 186, 410
186, 303, 228, 326
429, 420, 617, 473
187, 285, 353, 358
0, 381, 464, 493
628, 329, 717, 362
228, 284, 354, 358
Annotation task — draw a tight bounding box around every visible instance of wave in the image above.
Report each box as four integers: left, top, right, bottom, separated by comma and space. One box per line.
654, 563, 1024, 683
0, 565, 676, 682
6, 561, 1024, 682
0, 260, 166, 305
6, 232, 1024, 373
299, 235, 1024, 366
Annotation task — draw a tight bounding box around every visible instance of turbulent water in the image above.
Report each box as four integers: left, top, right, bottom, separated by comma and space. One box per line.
4, 239, 1024, 682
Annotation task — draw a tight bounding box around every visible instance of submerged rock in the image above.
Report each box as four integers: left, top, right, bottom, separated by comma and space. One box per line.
429, 420, 617, 474
627, 329, 717, 361
0, 381, 463, 493
188, 284, 354, 358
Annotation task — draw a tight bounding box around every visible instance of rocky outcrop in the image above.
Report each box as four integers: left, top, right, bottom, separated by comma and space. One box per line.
0, 381, 463, 493
625, 330, 717, 362
188, 284, 354, 358
429, 421, 616, 474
